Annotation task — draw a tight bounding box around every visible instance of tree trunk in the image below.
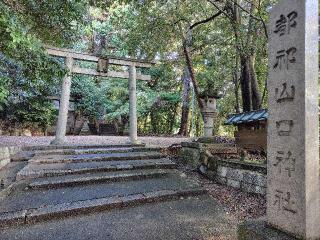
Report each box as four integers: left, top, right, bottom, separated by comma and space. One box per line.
239, 54, 261, 112
183, 43, 204, 112
169, 107, 177, 134
249, 54, 261, 110
240, 55, 252, 112
150, 110, 156, 134
233, 54, 241, 113
231, 0, 262, 112
178, 66, 191, 136
245, 0, 261, 111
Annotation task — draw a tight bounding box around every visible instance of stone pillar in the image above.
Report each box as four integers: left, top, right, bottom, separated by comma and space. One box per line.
51, 57, 73, 145
200, 97, 217, 137
128, 65, 139, 144
267, 0, 320, 239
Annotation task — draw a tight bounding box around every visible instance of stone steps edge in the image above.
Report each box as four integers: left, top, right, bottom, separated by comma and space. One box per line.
21, 144, 146, 151
0, 188, 207, 228
33, 147, 164, 156
16, 161, 177, 180
28, 170, 169, 189
29, 153, 166, 165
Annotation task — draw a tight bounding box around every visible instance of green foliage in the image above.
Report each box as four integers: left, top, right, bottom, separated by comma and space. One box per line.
110, 0, 271, 134
146, 91, 181, 135
0, 0, 274, 136
72, 75, 108, 119
2, 0, 88, 45
103, 78, 129, 121
0, 54, 19, 109
0, 1, 86, 128
7, 99, 56, 129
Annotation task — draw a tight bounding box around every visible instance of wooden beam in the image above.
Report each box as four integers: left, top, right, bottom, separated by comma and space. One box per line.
45, 46, 155, 68
72, 66, 151, 81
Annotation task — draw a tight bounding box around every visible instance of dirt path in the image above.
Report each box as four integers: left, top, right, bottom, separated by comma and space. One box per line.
0, 136, 191, 148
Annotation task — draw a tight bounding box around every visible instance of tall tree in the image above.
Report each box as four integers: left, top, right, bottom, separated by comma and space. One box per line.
178, 66, 191, 136
207, 0, 268, 112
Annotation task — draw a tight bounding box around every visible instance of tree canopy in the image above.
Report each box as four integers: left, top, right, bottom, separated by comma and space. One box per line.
0, 0, 276, 136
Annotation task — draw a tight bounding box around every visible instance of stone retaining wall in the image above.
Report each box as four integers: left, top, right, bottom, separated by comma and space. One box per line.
0, 146, 22, 169
180, 142, 202, 169
180, 141, 267, 195
214, 159, 266, 195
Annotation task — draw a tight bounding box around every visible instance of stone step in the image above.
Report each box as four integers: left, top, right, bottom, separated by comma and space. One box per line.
34, 147, 162, 156
0, 188, 207, 228
0, 171, 199, 213
10, 152, 35, 162
16, 159, 176, 180
28, 169, 168, 189
0, 162, 27, 201
22, 144, 146, 152
29, 151, 165, 164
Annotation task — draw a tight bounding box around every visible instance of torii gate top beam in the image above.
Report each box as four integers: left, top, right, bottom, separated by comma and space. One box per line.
46, 46, 155, 81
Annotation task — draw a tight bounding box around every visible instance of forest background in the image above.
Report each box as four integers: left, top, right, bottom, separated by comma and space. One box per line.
0, 0, 274, 137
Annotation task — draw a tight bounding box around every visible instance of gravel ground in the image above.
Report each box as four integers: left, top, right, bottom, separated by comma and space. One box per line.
172, 156, 266, 222
0, 136, 191, 148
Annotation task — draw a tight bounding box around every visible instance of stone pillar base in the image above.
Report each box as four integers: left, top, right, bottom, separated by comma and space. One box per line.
238, 218, 297, 240
50, 138, 67, 146
126, 139, 144, 145
196, 136, 217, 144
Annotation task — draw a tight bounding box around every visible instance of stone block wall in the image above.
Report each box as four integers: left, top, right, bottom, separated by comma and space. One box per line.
215, 161, 266, 195
180, 141, 267, 195
180, 142, 202, 169
0, 146, 22, 169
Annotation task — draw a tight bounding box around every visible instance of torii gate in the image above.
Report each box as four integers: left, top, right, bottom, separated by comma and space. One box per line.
45, 46, 154, 145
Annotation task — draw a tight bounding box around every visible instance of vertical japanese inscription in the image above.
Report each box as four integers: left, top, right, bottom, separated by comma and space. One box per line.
274, 190, 297, 214
276, 120, 294, 136
275, 83, 295, 103
273, 151, 295, 177
270, 7, 298, 218
274, 11, 298, 36
273, 47, 297, 71
268, 1, 320, 238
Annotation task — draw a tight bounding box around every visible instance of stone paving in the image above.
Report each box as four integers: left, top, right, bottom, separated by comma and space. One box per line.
0, 195, 237, 240
0, 136, 191, 148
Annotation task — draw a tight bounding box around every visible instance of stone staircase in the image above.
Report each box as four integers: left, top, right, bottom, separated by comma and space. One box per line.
0, 144, 206, 228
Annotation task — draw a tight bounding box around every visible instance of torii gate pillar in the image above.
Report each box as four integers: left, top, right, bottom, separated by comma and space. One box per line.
51, 60, 141, 145
128, 65, 140, 144
50, 57, 73, 145
46, 46, 153, 145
